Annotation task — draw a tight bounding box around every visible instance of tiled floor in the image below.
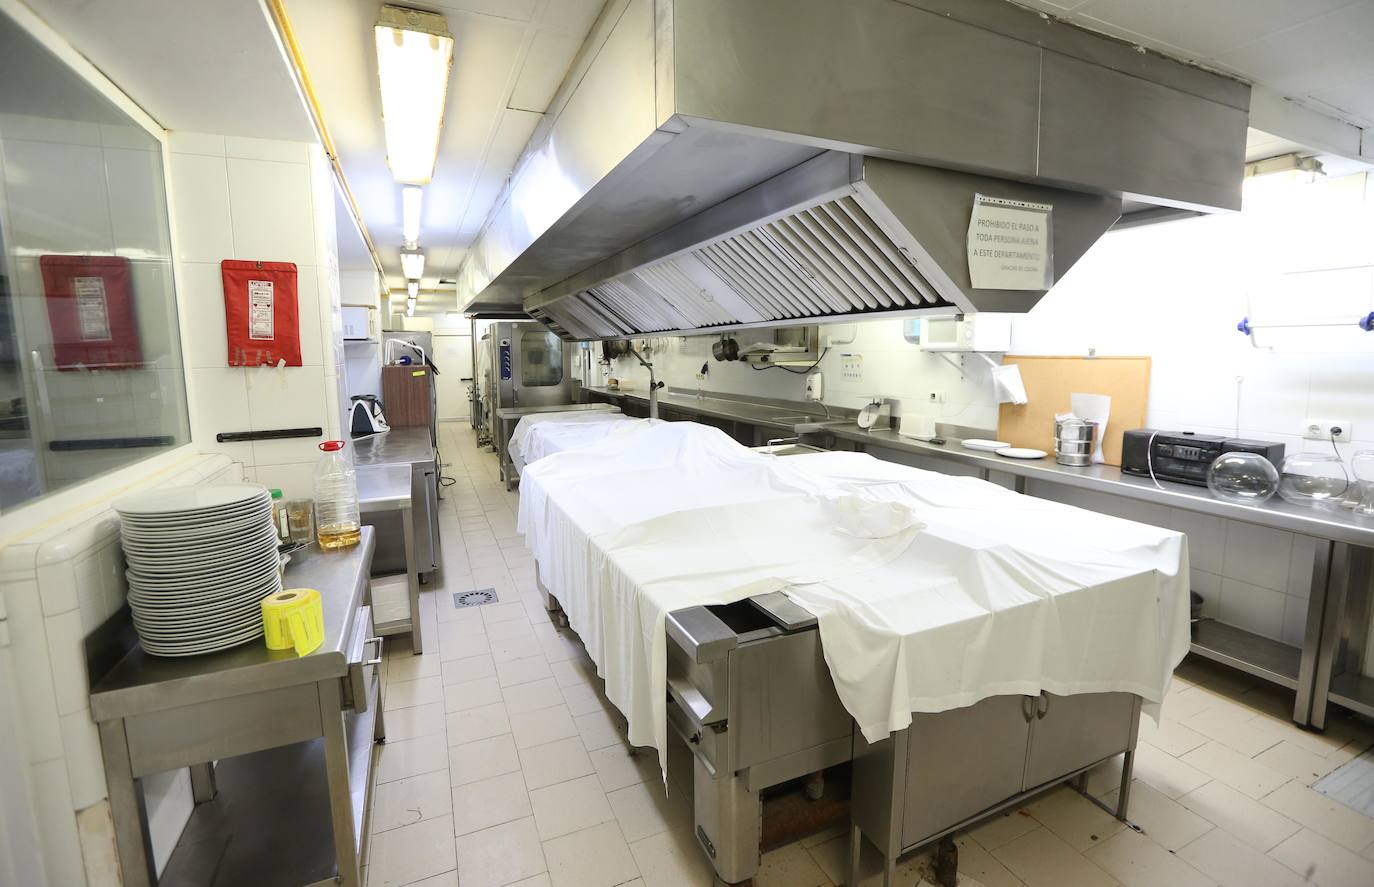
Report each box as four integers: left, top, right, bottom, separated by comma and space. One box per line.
363, 421, 1374, 887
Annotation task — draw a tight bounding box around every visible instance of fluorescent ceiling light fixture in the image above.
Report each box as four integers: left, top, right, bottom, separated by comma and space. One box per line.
401, 250, 425, 280
375, 6, 454, 185
1245, 152, 1323, 179
402, 185, 422, 247
406, 281, 419, 299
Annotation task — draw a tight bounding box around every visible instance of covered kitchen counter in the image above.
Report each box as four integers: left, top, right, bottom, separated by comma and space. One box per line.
493, 401, 621, 489
88, 529, 382, 887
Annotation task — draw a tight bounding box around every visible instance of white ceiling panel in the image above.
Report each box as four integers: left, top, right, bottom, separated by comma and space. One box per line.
1216, 2, 1374, 98
282, 0, 605, 295
1073, 0, 1357, 58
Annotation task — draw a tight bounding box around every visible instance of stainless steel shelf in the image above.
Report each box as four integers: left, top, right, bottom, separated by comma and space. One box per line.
1328, 672, 1374, 720
1189, 620, 1301, 689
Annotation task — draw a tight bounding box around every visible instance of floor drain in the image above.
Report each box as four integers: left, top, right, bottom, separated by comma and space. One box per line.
454, 588, 498, 608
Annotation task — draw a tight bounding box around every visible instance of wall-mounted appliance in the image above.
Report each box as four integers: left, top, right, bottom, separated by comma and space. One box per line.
912, 315, 1013, 352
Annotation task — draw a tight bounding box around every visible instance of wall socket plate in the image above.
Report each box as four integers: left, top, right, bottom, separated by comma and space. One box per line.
840, 353, 863, 381
1302, 418, 1352, 442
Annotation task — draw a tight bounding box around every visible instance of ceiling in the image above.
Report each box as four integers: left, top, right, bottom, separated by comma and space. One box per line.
18, 0, 315, 140
1012, 0, 1374, 129
280, 0, 606, 297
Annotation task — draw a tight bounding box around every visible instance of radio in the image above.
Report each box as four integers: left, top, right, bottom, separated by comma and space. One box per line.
1121, 430, 1285, 487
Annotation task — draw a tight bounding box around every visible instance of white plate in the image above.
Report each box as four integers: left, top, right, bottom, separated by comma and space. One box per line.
141, 628, 264, 658
961, 439, 1012, 452
996, 447, 1049, 460
114, 483, 269, 517
125, 534, 278, 569
127, 558, 280, 590
119, 506, 272, 534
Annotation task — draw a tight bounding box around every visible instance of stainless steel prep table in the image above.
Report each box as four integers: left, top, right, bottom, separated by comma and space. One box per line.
352, 428, 440, 578
493, 402, 621, 489
581, 386, 1374, 732
89, 529, 382, 887
358, 464, 421, 652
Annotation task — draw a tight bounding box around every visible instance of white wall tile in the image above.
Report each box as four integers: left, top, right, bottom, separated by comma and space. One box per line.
1218, 577, 1288, 641
104, 146, 172, 260
60, 710, 107, 809
1287, 535, 1318, 599
168, 152, 234, 262
187, 368, 253, 464
177, 261, 230, 369
248, 462, 316, 501
167, 131, 225, 156
1281, 595, 1309, 648
225, 157, 316, 267
1222, 522, 1294, 593
4, 578, 63, 764
224, 136, 310, 164
37, 556, 79, 616
28, 759, 85, 887
44, 609, 88, 716
3, 139, 114, 253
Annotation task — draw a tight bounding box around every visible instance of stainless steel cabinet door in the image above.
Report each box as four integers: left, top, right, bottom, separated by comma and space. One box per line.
901, 694, 1030, 848
1023, 692, 1136, 790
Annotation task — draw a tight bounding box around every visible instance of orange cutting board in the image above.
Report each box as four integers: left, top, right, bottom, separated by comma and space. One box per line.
996, 356, 1150, 467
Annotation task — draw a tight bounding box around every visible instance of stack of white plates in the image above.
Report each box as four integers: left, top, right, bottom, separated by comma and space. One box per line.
115, 484, 282, 657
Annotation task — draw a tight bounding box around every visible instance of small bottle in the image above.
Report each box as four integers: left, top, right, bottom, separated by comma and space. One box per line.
270, 488, 290, 544
314, 440, 361, 549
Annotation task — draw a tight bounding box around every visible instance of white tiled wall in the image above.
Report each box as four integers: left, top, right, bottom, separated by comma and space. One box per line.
0, 452, 240, 886
609, 172, 1374, 647
168, 133, 348, 500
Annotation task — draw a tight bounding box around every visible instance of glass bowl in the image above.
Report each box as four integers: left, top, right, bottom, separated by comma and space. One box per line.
1351, 450, 1374, 516
1277, 452, 1350, 507
1207, 452, 1280, 504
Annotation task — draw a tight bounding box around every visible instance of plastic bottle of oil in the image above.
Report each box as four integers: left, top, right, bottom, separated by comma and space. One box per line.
314, 440, 361, 549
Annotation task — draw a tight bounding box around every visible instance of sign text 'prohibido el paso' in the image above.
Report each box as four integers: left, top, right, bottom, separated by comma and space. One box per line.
967, 194, 1054, 291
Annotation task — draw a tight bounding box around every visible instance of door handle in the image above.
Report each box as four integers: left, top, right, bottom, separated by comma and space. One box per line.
1036, 692, 1049, 720
1021, 696, 1035, 722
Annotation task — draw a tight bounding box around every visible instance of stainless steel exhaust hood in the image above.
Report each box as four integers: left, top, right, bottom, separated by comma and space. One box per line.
456, 0, 1250, 338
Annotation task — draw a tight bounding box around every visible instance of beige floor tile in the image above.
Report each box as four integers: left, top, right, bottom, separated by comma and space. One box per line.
1101, 780, 1212, 851
1137, 716, 1208, 757
518, 736, 595, 790
381, 701, 446, 741
807, 831, 931, 887
367, 814, 458, 887
543, 820, 640, 887
487, 618, 536, 643
494, 636, 548, 665
1177, 781, 1300, 852
1134, 742, 1211, 799
530, 773, 616, 840
376, 732, 449, 784
1083, 827, 1211, 887
575, 708, 625, 750
503, 677, 566, 715
1178, 827, 1305, 887
440, 630, 491, 663
1159, 687, 1223, 723
385, 676, 444, 711
443, 675, 503, 713
756, 842, 831, 887
1025, 786, 1126, 852
969, 809, 1041, 851
1268, 828, 1374, 887
588, 742, 659, 793
540, 632, 587, 663
507, 876, 552, 887
560, 681, 609, 718
1084, 756, 1128, 799
607, 780, 692, 843
446, 701, 511, 746
1181, 742, 1289, 799
482, 600, 529, 624
498, 654, 555, 688
631, 827, 718, 887
440, 651, 497, 686
551, 657, 599, 689
1253, 741, 1346, 786
452, 771, 533, 836
448, 732, 521, 786
371, 770, 453, 833
454, 816, 547, 887
1261, 780, 1374, 853
953, 833, 1027, 887
511, 704, 580, 749
397, 870, 458, 887
385, 651, 443, 684
1184, 706, 1288, 758
991, 828, 1118, 887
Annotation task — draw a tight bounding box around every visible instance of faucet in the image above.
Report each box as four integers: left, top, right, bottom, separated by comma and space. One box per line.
630, 347, 663, 420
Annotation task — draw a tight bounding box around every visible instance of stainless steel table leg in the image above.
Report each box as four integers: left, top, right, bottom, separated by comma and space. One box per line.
402, 506, 422, 653
98, 719, 155, 887
1115, 750, 1135, 820
189, 761, 217, 803
849, 823, 863, 887
317, 680, 361, 887
1296, 540, 1336, 727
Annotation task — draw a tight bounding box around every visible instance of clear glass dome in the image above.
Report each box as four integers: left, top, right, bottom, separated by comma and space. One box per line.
1351, 450, 1374, 517
1207, 452, 1280, 504
1277, 452, 1350, 507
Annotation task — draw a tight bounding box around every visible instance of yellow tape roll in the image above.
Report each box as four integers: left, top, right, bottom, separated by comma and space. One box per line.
261, 588, 324, 656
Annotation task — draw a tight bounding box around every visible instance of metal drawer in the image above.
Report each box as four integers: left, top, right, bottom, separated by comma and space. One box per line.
344, 605, 383, 714
667, 681, 724, 776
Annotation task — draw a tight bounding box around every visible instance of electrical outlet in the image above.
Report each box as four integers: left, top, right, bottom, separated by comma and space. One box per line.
1302, 419, 1352, 442
841, 353, 863, 381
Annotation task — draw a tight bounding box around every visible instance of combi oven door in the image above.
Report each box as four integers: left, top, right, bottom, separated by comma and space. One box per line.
499, 323, 572, 408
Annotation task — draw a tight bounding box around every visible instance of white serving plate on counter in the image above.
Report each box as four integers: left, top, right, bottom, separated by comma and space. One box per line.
961, 439, 1012, 452
996, 447, 1049, 460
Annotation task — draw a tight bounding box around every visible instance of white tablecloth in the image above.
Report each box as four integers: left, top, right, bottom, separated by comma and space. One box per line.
508, 411, 647, 472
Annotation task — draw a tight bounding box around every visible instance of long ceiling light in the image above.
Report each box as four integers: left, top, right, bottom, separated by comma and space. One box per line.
402, 185, 422, 247
401, 249, 425, 280
407, 280, 419, 299
375, 6, 454, 185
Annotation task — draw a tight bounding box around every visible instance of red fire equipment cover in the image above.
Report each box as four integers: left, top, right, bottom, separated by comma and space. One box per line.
39, 255, 144, 370
221, 260, 301, 367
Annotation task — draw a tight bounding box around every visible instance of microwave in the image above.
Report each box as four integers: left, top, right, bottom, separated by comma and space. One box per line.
907, 314, 1013, 352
